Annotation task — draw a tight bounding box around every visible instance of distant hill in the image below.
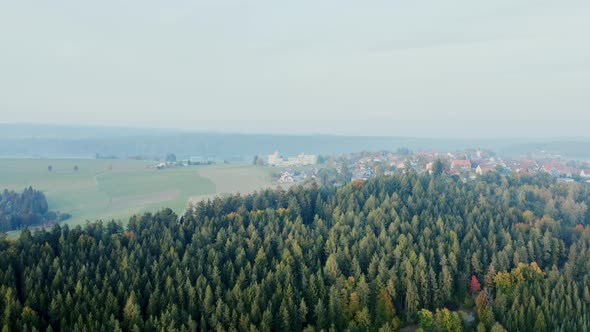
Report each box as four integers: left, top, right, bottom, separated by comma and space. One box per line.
0, 124, 588, 160
499, 140, 590, 159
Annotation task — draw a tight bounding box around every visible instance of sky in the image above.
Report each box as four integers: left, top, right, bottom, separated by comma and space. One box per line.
1, 0, 589, 138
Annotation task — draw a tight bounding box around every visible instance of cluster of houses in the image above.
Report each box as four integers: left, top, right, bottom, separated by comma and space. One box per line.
343, 152, 391, 181
351, 167, 375, 181
278, 168, 318, 183
539, 162, 590, 181
268, 151, 320, 184
266, 148, 590, 186
342, 149, 590, 184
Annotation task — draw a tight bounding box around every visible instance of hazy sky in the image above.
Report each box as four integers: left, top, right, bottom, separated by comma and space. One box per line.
1, 0, 589, 137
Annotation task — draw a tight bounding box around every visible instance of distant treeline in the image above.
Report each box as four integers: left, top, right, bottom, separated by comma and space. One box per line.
0, 187, 70, 232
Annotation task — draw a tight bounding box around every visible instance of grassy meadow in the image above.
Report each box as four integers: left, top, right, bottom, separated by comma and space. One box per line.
0, 159, 277, 237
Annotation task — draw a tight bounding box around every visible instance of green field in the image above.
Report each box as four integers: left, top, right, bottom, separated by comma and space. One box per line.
0, 159, 278, 237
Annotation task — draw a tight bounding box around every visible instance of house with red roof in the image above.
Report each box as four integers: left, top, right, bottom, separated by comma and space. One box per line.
476, 164, 495, 176
451, 160, 472, 170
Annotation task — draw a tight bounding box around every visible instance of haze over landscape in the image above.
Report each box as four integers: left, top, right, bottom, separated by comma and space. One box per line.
3, 1, 590, 332
2, 0, 590, 137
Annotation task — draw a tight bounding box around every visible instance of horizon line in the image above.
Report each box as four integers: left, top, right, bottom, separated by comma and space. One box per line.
1, 122, 590, 141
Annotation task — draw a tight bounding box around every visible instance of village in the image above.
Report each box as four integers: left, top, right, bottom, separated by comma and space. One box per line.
142, 148, 590, 187
346, 149, 590, 184
266, 149, 590, 186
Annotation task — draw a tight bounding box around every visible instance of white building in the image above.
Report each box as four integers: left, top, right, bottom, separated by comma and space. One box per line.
279, 171, 295, 183
268, 151, 317, 167
268, 151, 283, 166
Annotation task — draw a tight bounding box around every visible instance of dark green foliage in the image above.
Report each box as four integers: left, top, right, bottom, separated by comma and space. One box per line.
0, 173, 589, 331
0, 187, 70, 232
431, 158, 447, 176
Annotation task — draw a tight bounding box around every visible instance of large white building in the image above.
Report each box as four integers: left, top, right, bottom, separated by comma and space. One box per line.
268, 151, 318, 167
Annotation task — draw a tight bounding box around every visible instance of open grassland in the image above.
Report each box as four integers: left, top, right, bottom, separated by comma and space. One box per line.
0, 159, 277, 237
188, 163, 290, 203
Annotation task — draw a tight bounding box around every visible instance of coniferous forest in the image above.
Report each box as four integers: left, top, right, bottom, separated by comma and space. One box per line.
1, 172, 590, 331
0, 188, 70, 232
